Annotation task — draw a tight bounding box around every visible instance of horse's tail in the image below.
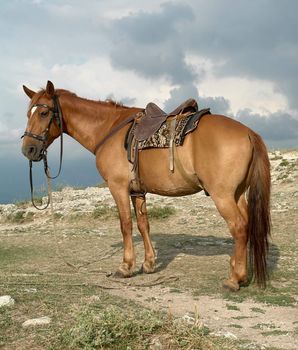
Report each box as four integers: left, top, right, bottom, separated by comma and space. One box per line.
247, 131, 271, 287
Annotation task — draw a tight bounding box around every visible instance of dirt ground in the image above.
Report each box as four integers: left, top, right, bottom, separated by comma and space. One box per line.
0, 150, 297, 350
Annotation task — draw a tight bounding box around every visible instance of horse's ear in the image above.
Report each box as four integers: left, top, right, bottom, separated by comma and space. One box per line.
23, 85, 35, 99
46, 80, 55, 96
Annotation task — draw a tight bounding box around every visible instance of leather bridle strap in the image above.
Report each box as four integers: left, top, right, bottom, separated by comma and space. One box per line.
94, 113, 140, 154
22, 95, 64, 210
48, 95, 64, 179
29, 157, 51, 210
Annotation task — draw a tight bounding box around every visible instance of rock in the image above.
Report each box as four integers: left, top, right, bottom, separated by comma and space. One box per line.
23, 288, 37, 293
149, 336, 163, 350
181, 314, 196, 324
22, 316, 51, 327
0, 295, 15, 307
210, 330, 238, 340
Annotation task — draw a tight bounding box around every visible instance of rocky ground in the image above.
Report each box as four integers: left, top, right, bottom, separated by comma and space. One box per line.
0, 150, 297, 350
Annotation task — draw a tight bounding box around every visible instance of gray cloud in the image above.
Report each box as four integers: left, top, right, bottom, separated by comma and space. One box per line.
163, 83, 231, 115
109, 2, 199, 84
236, 109, 298, 143
107, 1, 298, 110
164, 84, 298, 145
0, 1, 110, 69
112, 2, 194, 45
163, 83, 199, 112
186, 0, 298, 109
199, 96, 231, 116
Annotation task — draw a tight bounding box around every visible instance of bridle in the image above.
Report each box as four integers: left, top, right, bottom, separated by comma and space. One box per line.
21, 95, 64, 210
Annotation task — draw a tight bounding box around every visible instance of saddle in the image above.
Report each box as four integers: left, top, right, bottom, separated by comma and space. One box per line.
124, 98, 210, 196
134, 98, 198, 141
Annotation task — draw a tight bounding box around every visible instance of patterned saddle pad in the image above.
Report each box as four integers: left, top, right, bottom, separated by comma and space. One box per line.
125, 108, 210, 164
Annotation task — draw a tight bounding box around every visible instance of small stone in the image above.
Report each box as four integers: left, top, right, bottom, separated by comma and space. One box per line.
181, 314, 196, 324
0, 295, 15, 307
210, 330, 238, 340
22, 316, 51, 327
23, 288, 37, 293
149, 336, 163, 350
239, 343, 260, 349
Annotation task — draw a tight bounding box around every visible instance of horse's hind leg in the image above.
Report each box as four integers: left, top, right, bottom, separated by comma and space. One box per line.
228, 194, 249, 283
212, 194, 248, 291
131, 195, 155, 273
237, 193, 248, 222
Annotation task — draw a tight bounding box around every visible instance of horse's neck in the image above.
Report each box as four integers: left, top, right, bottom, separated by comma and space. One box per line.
61, 95, 135, 153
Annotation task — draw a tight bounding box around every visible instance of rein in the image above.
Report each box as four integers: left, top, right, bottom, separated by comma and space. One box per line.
22, 95, 64, 210
94, 112, 141, 154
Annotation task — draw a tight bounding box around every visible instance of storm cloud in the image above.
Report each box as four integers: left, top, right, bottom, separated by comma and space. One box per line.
104, 1, 298, 143
109, 2, 197, 84
236, 109, 298, 143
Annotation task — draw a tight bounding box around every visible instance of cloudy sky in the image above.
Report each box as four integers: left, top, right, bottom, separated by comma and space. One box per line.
0, 0, 297, 202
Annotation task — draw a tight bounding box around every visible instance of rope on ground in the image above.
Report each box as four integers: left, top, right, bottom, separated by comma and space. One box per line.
45, 172, 181, 288
47, 170, 80, 271
46, 170, 124, 273
0, 281, 119, 290
107, 274, 180, 288
76, 247, 122, 270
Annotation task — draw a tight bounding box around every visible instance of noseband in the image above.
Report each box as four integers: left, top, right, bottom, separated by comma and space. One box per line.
22, 95, 64, 210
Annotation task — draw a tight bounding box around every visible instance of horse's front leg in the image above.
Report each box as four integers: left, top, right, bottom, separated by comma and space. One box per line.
109, 183, 135, 277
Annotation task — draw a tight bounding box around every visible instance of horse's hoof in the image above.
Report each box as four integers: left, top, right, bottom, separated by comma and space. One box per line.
239, 279, 249, 287
142, 261, 155, 274
114, 263, 134, 278
222, 279, 240, 292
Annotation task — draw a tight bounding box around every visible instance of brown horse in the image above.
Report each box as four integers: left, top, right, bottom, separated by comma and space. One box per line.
21, 80, 271, 291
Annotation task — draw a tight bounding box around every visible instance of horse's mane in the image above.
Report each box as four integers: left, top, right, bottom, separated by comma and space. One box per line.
103, 98, 130, 109
30, 88, 132, 112
55, 89, 131, 109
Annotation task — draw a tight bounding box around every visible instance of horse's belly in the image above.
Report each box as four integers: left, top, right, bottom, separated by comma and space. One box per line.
147, 185, 200, 197
138, 147, 202, 197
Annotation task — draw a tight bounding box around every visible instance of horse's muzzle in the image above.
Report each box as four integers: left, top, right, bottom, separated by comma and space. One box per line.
22, 144, 44, 161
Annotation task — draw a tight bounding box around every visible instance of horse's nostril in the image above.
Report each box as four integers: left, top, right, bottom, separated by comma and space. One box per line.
22, 145, 38, 159
28, 145, 37, 155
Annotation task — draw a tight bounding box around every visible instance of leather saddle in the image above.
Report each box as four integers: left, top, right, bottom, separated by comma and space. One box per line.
134, 98, 198, 141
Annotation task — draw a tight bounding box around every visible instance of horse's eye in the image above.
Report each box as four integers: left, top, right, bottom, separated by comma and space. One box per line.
40, 110, 48, 118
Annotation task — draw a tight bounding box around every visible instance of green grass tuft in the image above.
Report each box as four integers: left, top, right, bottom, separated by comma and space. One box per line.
0, 308, 13, 346
250, 307, 266, 314
255, 293, 296, 306
47, 302, 231, 350
148, 205, 176, 219
261, 330, 289, 337
279, 159, 289, 167
226, 304, 240, 311
92, 205, 118, 219
228, 324, 243, 329
62, 307, 163, 349
6, 210, 26, 223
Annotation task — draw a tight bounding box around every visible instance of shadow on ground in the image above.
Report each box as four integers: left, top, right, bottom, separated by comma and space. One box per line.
112, 232, 279, 276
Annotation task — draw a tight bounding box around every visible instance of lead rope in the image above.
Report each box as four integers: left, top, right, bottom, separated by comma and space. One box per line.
46, 167, 80, 271
28, 95, 64, 210
29, 156, 51, 210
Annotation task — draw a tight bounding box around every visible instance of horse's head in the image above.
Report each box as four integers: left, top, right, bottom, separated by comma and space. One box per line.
22, 80, 62, 161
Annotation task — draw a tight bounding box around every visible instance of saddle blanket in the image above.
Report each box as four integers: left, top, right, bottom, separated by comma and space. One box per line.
125, 108, 210, 163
